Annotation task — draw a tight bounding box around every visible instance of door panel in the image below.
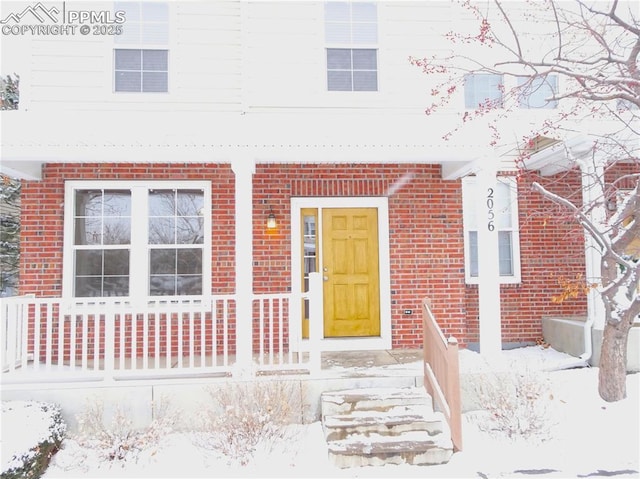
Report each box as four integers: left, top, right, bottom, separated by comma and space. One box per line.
322, 208, 380, 337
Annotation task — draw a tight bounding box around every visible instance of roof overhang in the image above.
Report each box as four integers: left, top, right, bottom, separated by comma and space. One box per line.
1, 110, 488, 180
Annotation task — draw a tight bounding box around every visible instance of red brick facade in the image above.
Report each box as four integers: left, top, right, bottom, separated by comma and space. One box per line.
19, 162, 593, 350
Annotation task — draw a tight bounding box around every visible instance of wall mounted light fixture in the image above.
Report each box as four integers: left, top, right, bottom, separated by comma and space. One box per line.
266, 207, 277, 230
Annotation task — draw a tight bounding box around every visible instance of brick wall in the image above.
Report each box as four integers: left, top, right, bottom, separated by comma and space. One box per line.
20, 161, 606, 351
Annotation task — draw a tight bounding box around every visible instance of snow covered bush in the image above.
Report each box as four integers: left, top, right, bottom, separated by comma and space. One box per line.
197, 380, 301, 466
73, 396, 178, 462
473, 366, 555, 442
1, 401, 66, 479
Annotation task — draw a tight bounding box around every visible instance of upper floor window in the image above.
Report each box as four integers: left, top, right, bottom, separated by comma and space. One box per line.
464, 73, 503, 109
325, 2, 378, 92
66, 181, 210, 298
518, 75, 558, 109
114, 49, 168, 92
462, 176, 521, 284
114, 1, 169, 44
113, 2, 169, 93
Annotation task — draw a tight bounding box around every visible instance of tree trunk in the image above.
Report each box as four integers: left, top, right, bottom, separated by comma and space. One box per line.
598, 318, 632, 402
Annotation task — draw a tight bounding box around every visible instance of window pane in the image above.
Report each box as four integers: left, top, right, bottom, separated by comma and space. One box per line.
150, 275, 176, 296
115, 22, 141, 44
103, 191, 131, 216
75, 250, 129, 297
115, 49, 141, 70
351, 2, 377, 21
104, 250, 130, 275
177, 249, 202, 274
304, 215, 316, 236
75, 277, 103, 297
325, 23, 350, 43
150, 248, 176, 274
352, 22, 377, 43
115, 71, 141, 92
75, 190, 102, 216
75, 218, 101, 245
498, 231, 514, 275
328, 71, 352, 91
114, 2, 140, 21
103, 277, 129, 297
496, 181, 513, 229
177, 276, 201, 295
177, 190, 204, 217
325, 2, 350, 22
142, 50, 168, 71
141, 2, 168, 21
142, 72, 168, 92
176, 217, 204, 244
353, 71, 377, 91
465, 74, 503, 108
149, 217, 175, 244
327, 49, 352, 69
149, 190, 174, 216
103, 218, 131, 244
469, 231, 478, 277
352, 49, 376, 69
76, 250, 103, 276
518, 76, 557, 109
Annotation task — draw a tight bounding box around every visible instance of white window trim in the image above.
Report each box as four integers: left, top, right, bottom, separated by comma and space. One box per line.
63, 180, 211, 300
462, 176, 521, 285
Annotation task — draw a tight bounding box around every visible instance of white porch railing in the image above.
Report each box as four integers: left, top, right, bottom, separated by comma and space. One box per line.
1, 273, 323, 384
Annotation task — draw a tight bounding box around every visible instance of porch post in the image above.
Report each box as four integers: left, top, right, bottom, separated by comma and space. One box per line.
475, 164, 502, 355
231, 158, 255, 376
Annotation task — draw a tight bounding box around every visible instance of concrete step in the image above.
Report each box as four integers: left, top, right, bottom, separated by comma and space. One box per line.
327, 430, 454, 468
321, 386, 431, 418
321, 387, 454, 468
323, 404, 446, 441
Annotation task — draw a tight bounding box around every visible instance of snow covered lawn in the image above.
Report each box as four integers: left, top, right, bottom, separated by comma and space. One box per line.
2, 346, 639, 478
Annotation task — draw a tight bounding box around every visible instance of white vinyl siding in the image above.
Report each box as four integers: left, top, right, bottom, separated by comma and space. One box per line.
462, 176, 521, 284
325, 2, 378, 92
65, 181, 210, 299
464, 73, 503, 109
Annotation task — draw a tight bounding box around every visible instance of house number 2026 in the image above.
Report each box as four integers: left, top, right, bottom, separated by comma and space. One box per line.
486, 187, 495, 231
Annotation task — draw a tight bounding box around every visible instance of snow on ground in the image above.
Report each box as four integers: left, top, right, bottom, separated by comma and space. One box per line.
3, 346, 639, 478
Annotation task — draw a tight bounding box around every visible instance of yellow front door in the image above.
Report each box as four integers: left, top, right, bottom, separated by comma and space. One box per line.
322, 208, 380, 337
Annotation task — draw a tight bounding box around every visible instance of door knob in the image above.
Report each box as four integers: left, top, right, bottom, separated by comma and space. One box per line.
323, 276, 329, 281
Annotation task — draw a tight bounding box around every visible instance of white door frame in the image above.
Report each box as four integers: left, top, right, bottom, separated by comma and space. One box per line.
290, 196, 392, 351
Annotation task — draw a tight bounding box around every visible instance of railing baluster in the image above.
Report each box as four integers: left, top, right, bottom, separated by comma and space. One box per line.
222, 299, 229, 367
34, 302, 41, 371
143, 311, 149, 371
189, 308, 195, 368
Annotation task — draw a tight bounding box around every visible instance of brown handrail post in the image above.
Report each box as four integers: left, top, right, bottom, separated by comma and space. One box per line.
422, 297, 462, 452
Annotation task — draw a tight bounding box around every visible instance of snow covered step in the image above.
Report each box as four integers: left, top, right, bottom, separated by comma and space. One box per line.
323, 404, 446, 441
321, 386, 431, 418
320, 387, 454, 468
327, 430, 453, 468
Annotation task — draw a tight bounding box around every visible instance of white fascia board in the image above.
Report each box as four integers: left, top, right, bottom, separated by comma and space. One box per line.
2, 110, 488, 166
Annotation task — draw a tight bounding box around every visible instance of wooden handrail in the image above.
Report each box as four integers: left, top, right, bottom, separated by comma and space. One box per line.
422, 297, 462, 451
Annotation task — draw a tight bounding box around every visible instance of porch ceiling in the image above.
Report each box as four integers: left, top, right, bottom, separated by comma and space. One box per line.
1, 110, 486, 180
